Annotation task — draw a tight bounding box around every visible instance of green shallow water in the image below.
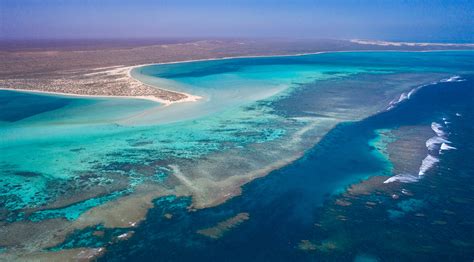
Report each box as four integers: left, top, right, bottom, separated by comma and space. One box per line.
101, 62, 474, 262
0, 51, 473, 257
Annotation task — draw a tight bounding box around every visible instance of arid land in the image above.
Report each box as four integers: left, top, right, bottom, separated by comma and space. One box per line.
1, 38, 473, 104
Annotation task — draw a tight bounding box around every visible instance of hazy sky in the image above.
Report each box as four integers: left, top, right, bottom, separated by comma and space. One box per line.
1, 0, 473, 42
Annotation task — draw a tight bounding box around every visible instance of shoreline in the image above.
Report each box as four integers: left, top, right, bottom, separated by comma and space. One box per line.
127, 48, 472, 106
2, 48, 473, 107
125, 66, 201, 106
127, 48, 474, 78
0, 87, 168, 103
349, 39, 474, 47
1, 49, 469, 261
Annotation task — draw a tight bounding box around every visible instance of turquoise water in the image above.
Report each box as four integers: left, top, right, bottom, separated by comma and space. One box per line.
101, 60, 474, 261
131, 51, 472, 124
0, 51, 473, 259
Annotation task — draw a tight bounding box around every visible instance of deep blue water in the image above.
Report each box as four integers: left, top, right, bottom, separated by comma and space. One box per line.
1, 52, 472, 261
100, 75, 474, 261
0, 90, 71, 122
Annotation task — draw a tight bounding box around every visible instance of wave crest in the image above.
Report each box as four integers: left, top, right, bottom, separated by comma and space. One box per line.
384, 119, 457, 184
386, 75, 465, 111
384, 174, 420, 184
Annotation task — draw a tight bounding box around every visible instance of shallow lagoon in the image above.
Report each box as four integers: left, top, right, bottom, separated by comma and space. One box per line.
0, 51, 473, 259
102, 64, 474, 261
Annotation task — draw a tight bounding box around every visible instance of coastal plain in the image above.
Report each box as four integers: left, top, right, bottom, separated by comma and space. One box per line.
1, 38, 472, 103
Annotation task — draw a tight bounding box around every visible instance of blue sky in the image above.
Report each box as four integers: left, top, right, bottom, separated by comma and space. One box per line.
1, 0, 473, 42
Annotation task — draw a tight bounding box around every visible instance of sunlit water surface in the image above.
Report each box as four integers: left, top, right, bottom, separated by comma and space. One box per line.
0, 51, 473, 260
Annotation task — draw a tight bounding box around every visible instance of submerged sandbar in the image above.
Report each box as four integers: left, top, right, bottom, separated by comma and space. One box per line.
1, 45, 473, 261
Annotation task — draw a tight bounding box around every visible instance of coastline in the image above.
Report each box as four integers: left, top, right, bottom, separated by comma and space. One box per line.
350, 39, 474, 47
1, 49, 472, 261
0, 67, 202, 106
126, 66, 201, 106
2, 48, 473, 107
0, 87, 167, 103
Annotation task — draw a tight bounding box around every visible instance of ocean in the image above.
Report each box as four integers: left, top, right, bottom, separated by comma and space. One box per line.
0, 51, 473, 261
100, 71, 474, 262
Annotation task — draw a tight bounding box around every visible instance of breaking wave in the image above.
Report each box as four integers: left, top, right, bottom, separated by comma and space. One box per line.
440, 143, 456, 153
384, 119, 456, 184
418, 154, 439, 176
431, 122, 445, 137
426, 136, 448, 151
386, 86, 424, 110
386, 75, 465, 111
440, 75, 465, 83
383, 174, 420, 184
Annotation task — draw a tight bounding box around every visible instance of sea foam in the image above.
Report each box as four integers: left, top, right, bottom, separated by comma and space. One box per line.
386, 86, 423, 110
440, 143, 456, 153
386, 75, 464, 111
426, 136, 448, 151
440, 75, 465, 83
419, 122, 452, 175
384, 174, 420, 184
418, 154, 439, 176
385, 120, 456, 183
431, 122, 446, 137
